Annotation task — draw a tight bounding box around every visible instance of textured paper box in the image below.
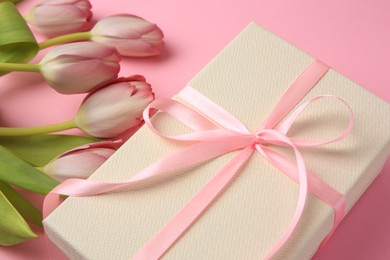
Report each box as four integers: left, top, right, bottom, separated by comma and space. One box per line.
44, 22, 390, 259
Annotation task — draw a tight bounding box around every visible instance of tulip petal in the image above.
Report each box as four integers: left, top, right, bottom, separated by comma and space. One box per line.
40, 42, 121, 94
26, 0, 92, 36
75, 78, 154, 138
43, 60, 119, 94
92, 15, 157, 38
44, 148, 115, 181
40, 42, 120, 64
93, 37, 162, 57
91, 14, 164, 57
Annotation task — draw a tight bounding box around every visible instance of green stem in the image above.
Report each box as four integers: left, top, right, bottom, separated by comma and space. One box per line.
39, 32, 92, 49
0, 120, 77, 136
0, 62, 40, 73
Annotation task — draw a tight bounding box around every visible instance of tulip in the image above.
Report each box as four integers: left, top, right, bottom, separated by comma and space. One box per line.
75, 76, 154, 138
43, 145, 116, 182
90, 14, 164, 57
0, 75, 153, 138
40, 42, 121, 94
25, 0, 93, 37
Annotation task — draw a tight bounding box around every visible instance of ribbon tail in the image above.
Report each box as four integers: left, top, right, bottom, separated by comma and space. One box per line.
43, 191, 62, 219
43, 193, 66, 260
258, 145, 346, 258
132, 146, 255, 260
43, 136, 254, 213
259, 146, 346, 233
252, 130, 309, 260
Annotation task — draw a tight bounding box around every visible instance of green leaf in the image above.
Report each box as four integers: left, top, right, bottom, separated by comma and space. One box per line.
0, 145, 59, 194
0, 1, 22, 5
0, 134, 100, 166
0, 2, 38, 75
0, 180, 42, 227
0, 189, 37, 246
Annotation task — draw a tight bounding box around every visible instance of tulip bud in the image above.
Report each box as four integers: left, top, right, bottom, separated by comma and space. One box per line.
25, 0, 93, 37
75, 76, 154, 138
39, 42, 121, 94
91, 14, 164, 57
44, 147, 115, 182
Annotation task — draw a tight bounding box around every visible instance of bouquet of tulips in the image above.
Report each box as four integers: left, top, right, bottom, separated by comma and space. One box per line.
0, 0, 164, 246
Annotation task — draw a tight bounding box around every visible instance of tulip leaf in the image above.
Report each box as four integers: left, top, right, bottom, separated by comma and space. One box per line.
0, 2, 38, 75
0, 134, 100, 166
0, 145, 59, 194
0, 180, 42, 227
0, 0, 22, 4
0, 189, 37, 246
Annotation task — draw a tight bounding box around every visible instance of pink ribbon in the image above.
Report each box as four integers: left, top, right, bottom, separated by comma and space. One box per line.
44, 60, 354, 259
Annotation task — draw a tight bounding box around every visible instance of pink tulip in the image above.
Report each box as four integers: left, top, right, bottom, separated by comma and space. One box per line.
40, 42, 121, 94
26, 0, 93, 37
44, 145, 116, 182
75, 76, 154, 138
91, 14, 164, 57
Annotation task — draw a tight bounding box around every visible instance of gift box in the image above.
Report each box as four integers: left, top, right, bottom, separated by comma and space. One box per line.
43, 22, 390, 259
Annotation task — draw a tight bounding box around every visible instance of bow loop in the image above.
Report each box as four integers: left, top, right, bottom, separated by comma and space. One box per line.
276, 95, 355, 148
144, 98, 247, 142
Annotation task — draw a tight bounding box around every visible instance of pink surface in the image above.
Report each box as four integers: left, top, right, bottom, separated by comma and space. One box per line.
0, 0, 389, 259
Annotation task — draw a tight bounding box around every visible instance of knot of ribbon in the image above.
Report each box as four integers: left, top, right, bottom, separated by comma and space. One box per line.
44, 60, 354, 259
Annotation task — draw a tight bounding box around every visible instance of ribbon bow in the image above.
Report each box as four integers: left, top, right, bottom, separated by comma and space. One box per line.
44, 60, 354, 259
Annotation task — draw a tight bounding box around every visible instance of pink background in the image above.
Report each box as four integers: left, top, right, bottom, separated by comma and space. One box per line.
1, 0, 389, 259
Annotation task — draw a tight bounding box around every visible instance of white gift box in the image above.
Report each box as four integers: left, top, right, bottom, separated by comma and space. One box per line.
44, 22, 390, 259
